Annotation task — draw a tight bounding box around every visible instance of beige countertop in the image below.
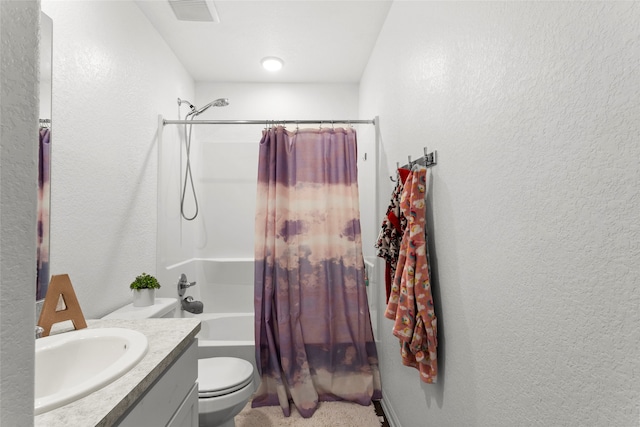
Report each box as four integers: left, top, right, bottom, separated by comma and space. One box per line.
34, 318, 200, 427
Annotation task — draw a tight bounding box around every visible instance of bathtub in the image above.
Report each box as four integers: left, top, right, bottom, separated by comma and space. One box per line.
166, 258, 259, 386
181, 311, 260, 388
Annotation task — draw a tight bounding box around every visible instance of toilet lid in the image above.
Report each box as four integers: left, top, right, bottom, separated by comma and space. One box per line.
198, 357, 254, 398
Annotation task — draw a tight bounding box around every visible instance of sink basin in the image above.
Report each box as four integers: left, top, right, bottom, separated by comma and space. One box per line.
35, 327, 148, 415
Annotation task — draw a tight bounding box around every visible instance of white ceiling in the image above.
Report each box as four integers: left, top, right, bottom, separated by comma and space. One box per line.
135, 0, 392, 83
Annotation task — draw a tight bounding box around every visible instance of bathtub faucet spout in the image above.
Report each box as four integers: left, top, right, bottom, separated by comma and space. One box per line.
177, 273, 196, 297
181, 296, 203, 314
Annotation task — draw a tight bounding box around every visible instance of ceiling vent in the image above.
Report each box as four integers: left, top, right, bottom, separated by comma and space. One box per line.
168, 0, 220, 22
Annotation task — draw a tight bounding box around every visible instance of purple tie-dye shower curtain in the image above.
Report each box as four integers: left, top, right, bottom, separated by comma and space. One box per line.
253, 126, 381, 418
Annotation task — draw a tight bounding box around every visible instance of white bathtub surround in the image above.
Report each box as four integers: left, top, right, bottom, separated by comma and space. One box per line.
156, 82, 370, 278
34, 318, 200, 427
163, 258, 255, 314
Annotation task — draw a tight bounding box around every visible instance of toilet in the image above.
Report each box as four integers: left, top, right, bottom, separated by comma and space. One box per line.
104, 298, 255, 427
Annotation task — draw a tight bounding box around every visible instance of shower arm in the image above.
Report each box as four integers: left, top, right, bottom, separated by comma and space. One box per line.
177, 97, 195, 111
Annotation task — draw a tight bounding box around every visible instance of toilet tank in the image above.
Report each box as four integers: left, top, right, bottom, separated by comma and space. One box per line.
103, 298, 179, 319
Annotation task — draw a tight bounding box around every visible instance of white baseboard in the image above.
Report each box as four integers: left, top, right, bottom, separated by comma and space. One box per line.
381, 398, 401, 427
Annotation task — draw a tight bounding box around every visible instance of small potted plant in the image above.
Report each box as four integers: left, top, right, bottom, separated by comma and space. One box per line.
130, 272, 161, 307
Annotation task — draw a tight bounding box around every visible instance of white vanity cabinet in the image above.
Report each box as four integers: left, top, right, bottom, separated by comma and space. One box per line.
117, 339, 199, 427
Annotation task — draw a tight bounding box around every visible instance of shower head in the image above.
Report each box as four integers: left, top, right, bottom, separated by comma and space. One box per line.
192, 98, 229, 116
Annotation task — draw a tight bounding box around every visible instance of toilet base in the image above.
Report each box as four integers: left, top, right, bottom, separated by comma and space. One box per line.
198, 378, 254, 427
199, 416, 234, 427
199, 404, 241, 427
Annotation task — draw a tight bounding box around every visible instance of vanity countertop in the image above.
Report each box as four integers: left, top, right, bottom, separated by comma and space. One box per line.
34, 318, 200, 427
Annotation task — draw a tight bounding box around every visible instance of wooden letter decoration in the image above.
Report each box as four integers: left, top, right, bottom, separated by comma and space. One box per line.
38, 274, 88, 337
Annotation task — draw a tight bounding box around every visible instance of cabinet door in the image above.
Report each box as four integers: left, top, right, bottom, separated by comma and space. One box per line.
167, 383, 198, 427
117, 340, 197, 426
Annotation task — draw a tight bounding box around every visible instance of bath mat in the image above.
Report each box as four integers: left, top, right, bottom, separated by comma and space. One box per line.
235, 399, 383, 427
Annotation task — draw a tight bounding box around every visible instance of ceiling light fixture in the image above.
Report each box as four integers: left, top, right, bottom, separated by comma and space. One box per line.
261, 57, 284, 72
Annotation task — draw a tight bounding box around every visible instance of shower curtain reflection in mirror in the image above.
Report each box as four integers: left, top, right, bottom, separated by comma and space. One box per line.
38, 11, 53, 300
37, 125, 51, 300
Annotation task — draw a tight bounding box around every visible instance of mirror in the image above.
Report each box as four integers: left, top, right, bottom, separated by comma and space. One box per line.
37, 12, 52, 300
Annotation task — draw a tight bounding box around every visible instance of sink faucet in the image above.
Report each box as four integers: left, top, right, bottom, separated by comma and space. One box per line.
35, 325, 44, 339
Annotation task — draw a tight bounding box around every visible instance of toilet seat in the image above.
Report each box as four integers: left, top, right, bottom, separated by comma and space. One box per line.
198, 357, 254, 398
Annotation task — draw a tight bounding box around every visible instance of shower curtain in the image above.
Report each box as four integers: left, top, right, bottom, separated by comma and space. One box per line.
253, 126, 381, 418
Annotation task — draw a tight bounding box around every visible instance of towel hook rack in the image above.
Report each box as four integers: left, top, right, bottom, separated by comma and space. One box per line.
389, 147, 438, 182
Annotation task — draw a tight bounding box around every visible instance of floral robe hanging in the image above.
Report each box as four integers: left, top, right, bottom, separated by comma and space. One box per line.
385, 166, 438, 383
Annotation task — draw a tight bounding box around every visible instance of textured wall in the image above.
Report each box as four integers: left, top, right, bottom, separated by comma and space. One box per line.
41, 0, 194, 318
0, 1, 39, 425
360, 2, 640, 426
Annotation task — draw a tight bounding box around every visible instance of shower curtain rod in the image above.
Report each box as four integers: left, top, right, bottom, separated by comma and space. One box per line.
162, 118, 376, 126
